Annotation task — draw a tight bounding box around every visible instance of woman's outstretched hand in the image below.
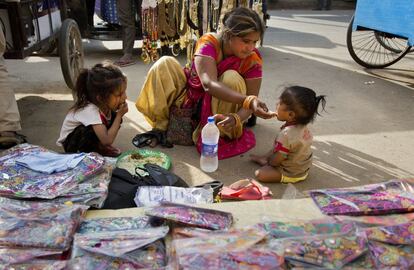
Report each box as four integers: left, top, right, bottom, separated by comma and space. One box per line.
214, 114, 236, 130
251, 99, 277, 119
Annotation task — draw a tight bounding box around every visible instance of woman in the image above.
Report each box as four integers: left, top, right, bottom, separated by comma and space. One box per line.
135, 7, 275, 158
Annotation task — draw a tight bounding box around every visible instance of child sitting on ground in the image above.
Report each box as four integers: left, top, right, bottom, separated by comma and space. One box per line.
250, 86, 326, 183
57, 62, 128, 157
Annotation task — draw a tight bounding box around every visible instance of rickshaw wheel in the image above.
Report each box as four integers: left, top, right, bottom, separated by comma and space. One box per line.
346, 16, 411, 69
59, 19, 84, 90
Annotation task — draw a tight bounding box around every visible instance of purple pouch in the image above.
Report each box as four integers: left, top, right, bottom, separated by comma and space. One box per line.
145, 202, 233, 230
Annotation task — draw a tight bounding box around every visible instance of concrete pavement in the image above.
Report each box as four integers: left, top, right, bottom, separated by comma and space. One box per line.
5, 10, 414, 198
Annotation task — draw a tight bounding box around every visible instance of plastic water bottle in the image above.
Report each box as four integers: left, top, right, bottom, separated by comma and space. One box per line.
200, 116, 219, 172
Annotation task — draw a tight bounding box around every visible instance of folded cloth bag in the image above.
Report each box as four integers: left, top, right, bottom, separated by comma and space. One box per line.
220, 179, 272, 200
15, 152, 86, 174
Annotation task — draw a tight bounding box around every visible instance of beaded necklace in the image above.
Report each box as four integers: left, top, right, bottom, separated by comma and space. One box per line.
141, 0, 159, 63
157, 0, 176, 38
209, 0, 221, 32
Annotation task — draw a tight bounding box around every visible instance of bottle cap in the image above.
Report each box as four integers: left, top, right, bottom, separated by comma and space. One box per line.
207, 116, 215, 123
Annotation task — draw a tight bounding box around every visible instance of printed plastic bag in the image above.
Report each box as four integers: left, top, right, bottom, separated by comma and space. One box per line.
172, 228, 283, 270
145, 202, 233, 230
71, 227, 168, 269
78, 216, 152, 234
0, 144, 104, 199
271, 230, 368, 269
0, 197, 88, 250
134, 186, 213, 207
255, 218, 355, 239
309, 179, 414, 216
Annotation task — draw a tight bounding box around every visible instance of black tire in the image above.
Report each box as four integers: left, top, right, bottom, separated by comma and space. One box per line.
59, 19, 84, 90
374, 31, 407, 53
346, 16, 411, 69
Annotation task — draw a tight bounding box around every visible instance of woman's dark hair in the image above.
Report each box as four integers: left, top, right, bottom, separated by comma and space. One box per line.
222, 7, 265, 42
280, 86, 327, 125
71, 61, 126, 111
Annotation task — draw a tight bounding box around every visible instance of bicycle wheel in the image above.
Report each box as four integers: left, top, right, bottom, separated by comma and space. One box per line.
347, 16, 411, 68
374, 31, 408, 53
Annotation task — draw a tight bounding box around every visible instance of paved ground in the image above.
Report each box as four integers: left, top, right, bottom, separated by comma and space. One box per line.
5, 10, 414, 198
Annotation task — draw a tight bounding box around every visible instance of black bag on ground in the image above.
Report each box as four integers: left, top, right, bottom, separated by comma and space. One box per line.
103, 165, 189, 209
102, 168, 151, 209
136, 163, 189, 188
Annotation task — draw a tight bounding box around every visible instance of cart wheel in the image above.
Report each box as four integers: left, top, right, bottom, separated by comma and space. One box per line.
374, 32, 409, 53
346, 16, 411, 69
59, 19, 84, 90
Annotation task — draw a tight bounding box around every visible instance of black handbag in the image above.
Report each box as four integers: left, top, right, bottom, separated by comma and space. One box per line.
102, 168, 149, 209
136, 163, 189, 188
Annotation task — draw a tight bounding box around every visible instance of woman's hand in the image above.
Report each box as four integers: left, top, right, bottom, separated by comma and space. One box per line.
214, 114, 236, 130
251, 98, 277, 119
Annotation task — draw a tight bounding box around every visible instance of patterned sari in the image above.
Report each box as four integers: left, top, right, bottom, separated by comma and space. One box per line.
185, 33, 263, 159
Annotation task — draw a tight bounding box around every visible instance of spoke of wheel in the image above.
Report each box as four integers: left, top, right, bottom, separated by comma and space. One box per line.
357, 33, 377, 62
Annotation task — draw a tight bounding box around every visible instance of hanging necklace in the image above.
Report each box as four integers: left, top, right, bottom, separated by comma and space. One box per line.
141, 0, 159, 63
209, 0, 221, 32
157, 0, 176, 38
187, 0, 199, 33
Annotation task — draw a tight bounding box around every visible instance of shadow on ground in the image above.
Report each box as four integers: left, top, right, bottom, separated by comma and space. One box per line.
17, 96, 412, 199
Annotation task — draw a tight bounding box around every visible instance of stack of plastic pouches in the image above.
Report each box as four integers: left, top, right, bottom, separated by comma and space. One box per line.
1, 144, 414, 269
0, 144, 113, 207
0, 197, 88, 269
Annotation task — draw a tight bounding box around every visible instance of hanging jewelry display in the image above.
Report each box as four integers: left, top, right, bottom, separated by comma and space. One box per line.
141, 0, 159, 63
252, 0, 264, 19
217, 0, 235, 32
196, 0, 204, 36
137, 0, 265, 63
187, 0, 199, 35
158, 0, 177, 38
239, 0, 249, 7
209, 0, 222, 32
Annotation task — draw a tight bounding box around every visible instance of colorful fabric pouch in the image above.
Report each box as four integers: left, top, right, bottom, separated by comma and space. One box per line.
70, 227, 168, 269
255, 218, 355, 239
145, 202, 233, 230
78, 216, 152, 234
6, 260, 67, 270
272, 231, 368, 269
0, 247, 63, 266
176, 246, 285, 270
172, 227, 284, 270
0, 144, 104, 199
0, 197, 88, 250
50, 158, 114, 208
309, 179, 414, 216
365, 222, 414, 269
335, 212, 414, 227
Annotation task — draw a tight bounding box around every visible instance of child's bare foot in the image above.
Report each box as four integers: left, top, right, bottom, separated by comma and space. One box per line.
250, 154, 268, 166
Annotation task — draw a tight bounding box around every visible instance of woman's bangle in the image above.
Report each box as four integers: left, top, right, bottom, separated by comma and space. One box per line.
242, 95, 257, 110
230, 113, 241, 128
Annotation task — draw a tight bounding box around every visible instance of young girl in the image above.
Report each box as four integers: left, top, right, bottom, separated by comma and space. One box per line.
57, 62, 128, 157
250, 86, 326, 183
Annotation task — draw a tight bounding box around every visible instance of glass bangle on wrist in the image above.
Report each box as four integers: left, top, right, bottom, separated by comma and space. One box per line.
242, 95, 257, 110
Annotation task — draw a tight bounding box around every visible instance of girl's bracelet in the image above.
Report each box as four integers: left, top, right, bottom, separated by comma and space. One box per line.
242, 95, 257, 110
